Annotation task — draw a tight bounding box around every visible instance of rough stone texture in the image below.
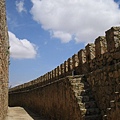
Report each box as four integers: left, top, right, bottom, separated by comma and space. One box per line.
106, 27, 120, 52
86, 62, 120, 118
0, 0, 9, 120
85, 43, 95, 62
9, 26, 120, 120
95, 36, 107, 58
9, 77, 84, 120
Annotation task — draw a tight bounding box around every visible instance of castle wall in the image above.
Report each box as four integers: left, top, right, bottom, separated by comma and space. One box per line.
0, 0, 9, 119
9, 76, 85, 120
9, 27, 120, 120
86, 62, 120, 116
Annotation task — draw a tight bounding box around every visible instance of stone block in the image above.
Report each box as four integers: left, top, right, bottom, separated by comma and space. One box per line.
78, 49, 86, 65
72, 54, 79, 68
95, 36, 107, 57
106, 27, 120, 52
85, 43, 95, 62
64, 61, 68, 73
67, 57, 73, 71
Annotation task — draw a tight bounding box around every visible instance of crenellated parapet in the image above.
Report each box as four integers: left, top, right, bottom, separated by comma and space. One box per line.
9, 26, 120, 93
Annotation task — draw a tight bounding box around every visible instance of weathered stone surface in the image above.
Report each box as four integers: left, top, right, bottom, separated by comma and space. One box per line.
0, 0, 9, 120
9, 77, 84, 120
85, 43, 95, 62
106, 27, 120, 52
95, 36, 107, 57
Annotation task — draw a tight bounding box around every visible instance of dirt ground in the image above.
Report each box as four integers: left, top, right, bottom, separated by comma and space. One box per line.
5, 107, 47, 120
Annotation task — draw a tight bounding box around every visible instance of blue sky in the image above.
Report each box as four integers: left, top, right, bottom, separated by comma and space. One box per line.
6, 0, 120, 86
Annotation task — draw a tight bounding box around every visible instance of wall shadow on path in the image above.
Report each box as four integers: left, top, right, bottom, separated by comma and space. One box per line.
24, 107, 48, 120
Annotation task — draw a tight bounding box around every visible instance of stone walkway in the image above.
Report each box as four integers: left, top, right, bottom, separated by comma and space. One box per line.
5, 107, 47, 120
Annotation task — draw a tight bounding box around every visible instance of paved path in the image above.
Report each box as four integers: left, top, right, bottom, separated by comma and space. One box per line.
5, 107, 47, 120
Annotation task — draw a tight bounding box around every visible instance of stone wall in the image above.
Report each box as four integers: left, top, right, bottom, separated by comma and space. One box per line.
9, 27, 120, 120
86, 62, 120, 118
9, 76, 86, 120
0, 0, 9, 120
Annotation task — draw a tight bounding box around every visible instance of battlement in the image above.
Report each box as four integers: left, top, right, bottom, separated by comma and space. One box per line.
9, 26, 120, 120
9, 26, 120, 92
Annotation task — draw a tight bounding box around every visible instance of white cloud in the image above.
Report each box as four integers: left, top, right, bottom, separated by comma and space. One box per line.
16, 0, 26, 13
30, 0, 120, 43
52, 31, 72, 43
8, 31, 37, 59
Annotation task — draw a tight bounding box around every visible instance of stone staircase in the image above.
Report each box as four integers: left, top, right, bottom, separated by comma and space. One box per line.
69, 75, 102, 120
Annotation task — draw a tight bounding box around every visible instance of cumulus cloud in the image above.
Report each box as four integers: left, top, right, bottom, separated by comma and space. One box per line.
52, 31, 72, 43
8, 31, 37, 59
30, 0, 120, 43
16, 0, 26, 13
